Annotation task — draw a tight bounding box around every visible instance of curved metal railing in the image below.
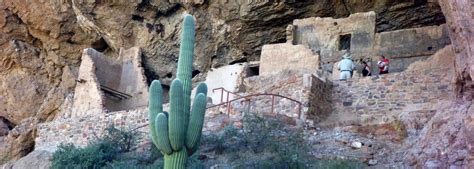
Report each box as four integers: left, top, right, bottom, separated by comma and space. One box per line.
207, 88, 302, 119
131, 87, 303, 131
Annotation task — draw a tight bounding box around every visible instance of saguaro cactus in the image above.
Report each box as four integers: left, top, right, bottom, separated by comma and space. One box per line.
148, 14, 208, 169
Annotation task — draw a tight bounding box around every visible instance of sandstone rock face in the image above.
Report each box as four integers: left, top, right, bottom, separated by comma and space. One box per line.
438, 0, 474, 84
1, 150, 52, 169
403, 1, 474, 167
0, 118, 36, 161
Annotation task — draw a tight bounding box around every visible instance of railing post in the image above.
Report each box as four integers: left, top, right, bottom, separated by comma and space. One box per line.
226, 91, 231, 117
298, 103, 301, 119
271, 95, 275, 115
220, 89, 224, 103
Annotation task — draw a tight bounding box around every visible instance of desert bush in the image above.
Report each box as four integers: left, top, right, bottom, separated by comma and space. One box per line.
201, 113, 366, 168
50, 125, 141, 169
100, 125, 141, 153
51, 141, 118, 169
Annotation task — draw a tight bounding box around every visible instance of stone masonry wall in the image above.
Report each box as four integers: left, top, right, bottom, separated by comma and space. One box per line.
259, 43, 320, 76
373, 24, 451, 73
292, 12, 376, 63
36, 108, 149, 152
69, 49, 105, 118
307, 74, 333, 122
330, 69, 452, 125
289, 12, 450, 75
63, 47, 149, 119
243, 70, 312, 119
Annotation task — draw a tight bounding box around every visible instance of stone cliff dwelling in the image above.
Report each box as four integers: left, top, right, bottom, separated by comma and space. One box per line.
29, 7, 472, 168
66, 47, 149, 117
263, 11, 450, 79
59, 11, 451, 117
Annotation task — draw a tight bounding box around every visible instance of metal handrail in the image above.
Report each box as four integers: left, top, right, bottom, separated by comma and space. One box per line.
131, 88, 303, 132
212, 87, 241, 104
207, 88, 302, 119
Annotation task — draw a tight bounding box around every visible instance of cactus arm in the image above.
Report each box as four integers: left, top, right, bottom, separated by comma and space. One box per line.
195, 83, 208, 96
169, 79, 185, 151
177, 14, 195, 131
185, 93, 207, 154
154, 113, 173, 155
148, 80, 163, 147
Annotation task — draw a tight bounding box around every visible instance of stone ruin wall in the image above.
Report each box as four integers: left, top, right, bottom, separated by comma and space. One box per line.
292, 12, 376, 64
36, 47, 151, 151
259, 43, 320, 76
374, 24, 451, 73
36, 108, 150, 152
62, 47, 149, 119
311, 46, 455, 127
307, 74, 333, 123
287, 11, 451, 76
67, 49, 106, 118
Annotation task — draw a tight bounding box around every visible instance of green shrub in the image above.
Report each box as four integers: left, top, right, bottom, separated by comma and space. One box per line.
51, 125, 141, 169
100, 125, 141, 153
51, 141, 119, 169
201, 113, 367, 169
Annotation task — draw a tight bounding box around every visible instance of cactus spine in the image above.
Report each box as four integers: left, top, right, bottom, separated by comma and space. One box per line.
148, 14, 208, 169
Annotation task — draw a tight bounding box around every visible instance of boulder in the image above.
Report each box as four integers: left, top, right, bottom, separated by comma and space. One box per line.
2, 150, 52, 169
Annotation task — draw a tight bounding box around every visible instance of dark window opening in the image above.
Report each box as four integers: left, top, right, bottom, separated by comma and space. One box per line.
246, 65, 259, 77
91, 38, 109, 52
339, 34, 351, 51
192, 70, 201, 78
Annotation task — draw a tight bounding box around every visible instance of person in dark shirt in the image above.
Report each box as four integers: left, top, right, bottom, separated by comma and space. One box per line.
361, 60, 371, 77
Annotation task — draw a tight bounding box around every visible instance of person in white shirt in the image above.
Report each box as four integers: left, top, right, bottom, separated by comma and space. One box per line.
337, 53, 356, 80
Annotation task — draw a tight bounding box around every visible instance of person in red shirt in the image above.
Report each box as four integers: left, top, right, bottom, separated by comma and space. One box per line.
377, 55, 389, 74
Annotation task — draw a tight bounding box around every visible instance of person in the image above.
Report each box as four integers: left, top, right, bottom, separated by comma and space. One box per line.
338, 53, 356, 80
361, 60, 371, 76
377, 55, 389, 74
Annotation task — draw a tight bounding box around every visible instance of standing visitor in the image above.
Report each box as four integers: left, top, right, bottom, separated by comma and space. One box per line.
361, 60, 371, 77
377, 55, 389, 75
338, 53, 356, 80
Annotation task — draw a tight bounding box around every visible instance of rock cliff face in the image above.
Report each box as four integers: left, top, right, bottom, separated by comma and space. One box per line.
404, 0, 473, 167
0, 0, 447, 161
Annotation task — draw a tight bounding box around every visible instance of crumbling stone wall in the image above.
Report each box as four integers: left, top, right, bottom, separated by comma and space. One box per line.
105, 47, 149, 112
328, 70, 452, 125
292, 12, 376, 63
64, 47, 149, 118
36, 108, 149, 151
259, 43, 320, 76
199, 64, 247, 104
288, 12, 450, 75
69, 49, 105, 118
373, 25, 451, 73
307, 74, 333, 122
